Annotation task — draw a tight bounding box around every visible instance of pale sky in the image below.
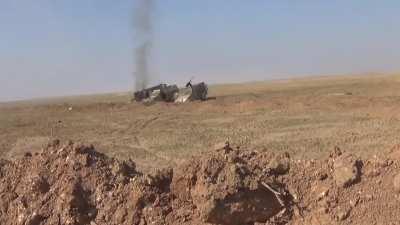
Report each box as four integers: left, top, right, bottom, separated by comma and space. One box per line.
1, 0, 400, 101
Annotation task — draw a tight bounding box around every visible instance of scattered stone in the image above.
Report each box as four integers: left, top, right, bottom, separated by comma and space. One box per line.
333, 154, 361, 188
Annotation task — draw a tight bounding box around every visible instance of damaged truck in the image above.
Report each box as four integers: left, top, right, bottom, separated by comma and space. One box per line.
133, 81, 208, 103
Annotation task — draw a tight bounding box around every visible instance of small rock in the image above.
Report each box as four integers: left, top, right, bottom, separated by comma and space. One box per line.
269, 152, 290, 174
319, 173, 328, 181
333, 154, 361, 188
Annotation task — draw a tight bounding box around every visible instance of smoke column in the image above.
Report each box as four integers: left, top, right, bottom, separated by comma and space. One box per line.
133, 0, 154, 91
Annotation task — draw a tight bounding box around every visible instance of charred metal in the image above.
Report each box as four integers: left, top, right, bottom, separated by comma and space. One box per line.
133, 81, 208, 103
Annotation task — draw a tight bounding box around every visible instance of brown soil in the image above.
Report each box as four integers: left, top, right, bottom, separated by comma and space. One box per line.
1, 140, 400, 225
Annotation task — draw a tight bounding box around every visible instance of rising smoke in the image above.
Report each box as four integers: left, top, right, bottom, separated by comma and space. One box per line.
133, 0, 154, 91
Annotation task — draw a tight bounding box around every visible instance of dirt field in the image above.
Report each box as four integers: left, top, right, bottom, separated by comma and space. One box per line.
2, 74, 400, 171
2, 131, 400, 224
3, 74, 400, 224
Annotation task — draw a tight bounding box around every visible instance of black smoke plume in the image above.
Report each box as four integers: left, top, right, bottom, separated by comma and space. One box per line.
133, 0, 154, 91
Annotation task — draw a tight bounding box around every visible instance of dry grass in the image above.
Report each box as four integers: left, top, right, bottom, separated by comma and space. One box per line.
2, 74, 400, 171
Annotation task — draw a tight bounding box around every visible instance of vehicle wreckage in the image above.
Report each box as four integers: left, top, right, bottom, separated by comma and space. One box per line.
133, 81, 208, 103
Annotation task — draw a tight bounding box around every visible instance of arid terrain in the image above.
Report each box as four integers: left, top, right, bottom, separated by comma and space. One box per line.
2, 74, 400, 169
2, 74, 400, 225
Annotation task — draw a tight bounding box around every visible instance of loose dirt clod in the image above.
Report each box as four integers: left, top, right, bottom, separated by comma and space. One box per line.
333, 154, 361, 188
268, 152, 291, 175
1, 141, 400, 225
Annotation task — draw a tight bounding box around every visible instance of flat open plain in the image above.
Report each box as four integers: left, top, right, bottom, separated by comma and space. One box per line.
2, 74, 400, 171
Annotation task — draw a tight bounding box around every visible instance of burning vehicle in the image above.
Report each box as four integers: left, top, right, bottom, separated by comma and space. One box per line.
133, 80, 208, 103
132, 2, 209, 104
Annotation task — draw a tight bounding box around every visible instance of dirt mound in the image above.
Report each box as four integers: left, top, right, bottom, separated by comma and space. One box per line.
171, 147, 292, 225
0, 141, 171, 225
1, 141, 400, 225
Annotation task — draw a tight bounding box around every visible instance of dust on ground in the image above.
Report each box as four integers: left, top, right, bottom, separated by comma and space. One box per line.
2, 74, 400, 172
